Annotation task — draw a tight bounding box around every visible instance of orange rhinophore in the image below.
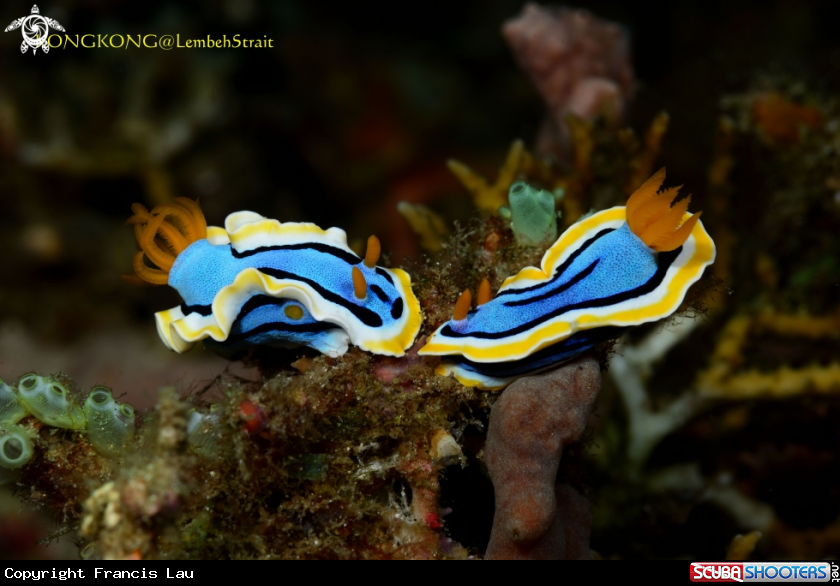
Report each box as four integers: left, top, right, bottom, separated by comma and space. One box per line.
352, 266, 368, 299
477, 278, 492, 306
626, 167, 701, 252
364, 235, 381, 269
453, 289, 472, 321
123, 198, 207, 286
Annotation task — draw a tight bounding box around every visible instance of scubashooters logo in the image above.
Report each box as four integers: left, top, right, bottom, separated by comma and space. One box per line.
690, 561, 836, 583
4, 5, 65, 54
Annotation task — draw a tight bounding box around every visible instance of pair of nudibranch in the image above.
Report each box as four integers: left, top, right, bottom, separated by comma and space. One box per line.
0, 375, 134, 470
125, 169, 715, 390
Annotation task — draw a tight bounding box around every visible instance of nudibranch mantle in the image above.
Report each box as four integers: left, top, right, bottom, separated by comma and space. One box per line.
155, 211, 422, 357
420, 189, 715, 389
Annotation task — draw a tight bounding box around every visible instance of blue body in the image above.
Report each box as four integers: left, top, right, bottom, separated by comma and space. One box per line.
447, 224, 660, 340
438, 223, 681, 381
169, 239, 406, 352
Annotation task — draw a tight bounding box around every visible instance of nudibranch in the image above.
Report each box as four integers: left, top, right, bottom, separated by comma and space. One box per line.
124, 199, 421, 357
419, 169, 716, 390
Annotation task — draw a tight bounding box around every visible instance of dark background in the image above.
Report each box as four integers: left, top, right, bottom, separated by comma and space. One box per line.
0, 0, 839, 560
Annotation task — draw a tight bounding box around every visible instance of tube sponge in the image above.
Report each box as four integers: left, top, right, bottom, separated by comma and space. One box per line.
84, 387, 135, 458
0, 425, 34, 469
0, 379, 29, 425
16, 374, 86, 430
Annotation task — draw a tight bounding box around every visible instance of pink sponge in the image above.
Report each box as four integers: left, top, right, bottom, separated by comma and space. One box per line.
484, 353, 600, 559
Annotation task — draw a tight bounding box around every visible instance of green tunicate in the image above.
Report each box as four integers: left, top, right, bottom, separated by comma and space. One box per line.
508, 181, 557, 247
16, 374, 86, 430
84, 387, 135, 458
0, 425, 34, 469
187, 405, 225, 459
0, 379, 29, 425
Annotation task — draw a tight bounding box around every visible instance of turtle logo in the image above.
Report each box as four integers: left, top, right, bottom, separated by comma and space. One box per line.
4, 5, 65, 54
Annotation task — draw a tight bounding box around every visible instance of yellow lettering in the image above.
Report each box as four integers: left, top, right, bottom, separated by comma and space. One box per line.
81, 34, 95, 48
143, 34, 157, 48
47, 34, 62, 48
109, 34, 124, 48
125, 34, 141, 49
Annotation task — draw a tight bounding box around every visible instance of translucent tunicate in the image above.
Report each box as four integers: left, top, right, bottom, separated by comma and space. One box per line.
0, 425, 34, 469
16, 374, 86, 430
508, 181, 557, 246
186, 405, 225, 459
80, 543, 96, 559
0, 379, 29, 425
84, 387, 135, 458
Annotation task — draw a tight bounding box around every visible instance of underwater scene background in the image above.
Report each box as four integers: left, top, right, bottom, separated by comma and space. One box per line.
0, 0, 839, 560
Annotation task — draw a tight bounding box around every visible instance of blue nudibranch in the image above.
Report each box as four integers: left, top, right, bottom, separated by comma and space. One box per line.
419, 169, 716, 390
124, 200, 421, 357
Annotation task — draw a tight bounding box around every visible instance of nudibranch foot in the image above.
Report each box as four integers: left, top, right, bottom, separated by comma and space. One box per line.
419, 169, 715, 389
436, 326, 624, 390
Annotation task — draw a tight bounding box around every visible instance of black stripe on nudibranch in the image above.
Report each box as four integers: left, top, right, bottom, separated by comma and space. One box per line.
257, 267, 384, 327
230, 242, 360, 265
495, 228, 614, 299
180, 292, 304, 319
370, 284, 389, 303
223, 321, 338, 344
375, 267, 394, 286
220, 296, 339, 344
390, 298, 404, 320
440, 247, 682, 340
236, 295, 295, 317
181, 303, 214, 316
503, 259, 600, 308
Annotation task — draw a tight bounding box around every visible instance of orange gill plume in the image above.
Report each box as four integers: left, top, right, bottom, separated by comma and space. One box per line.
626, 168, 701, 252
122, 197, 207, 286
